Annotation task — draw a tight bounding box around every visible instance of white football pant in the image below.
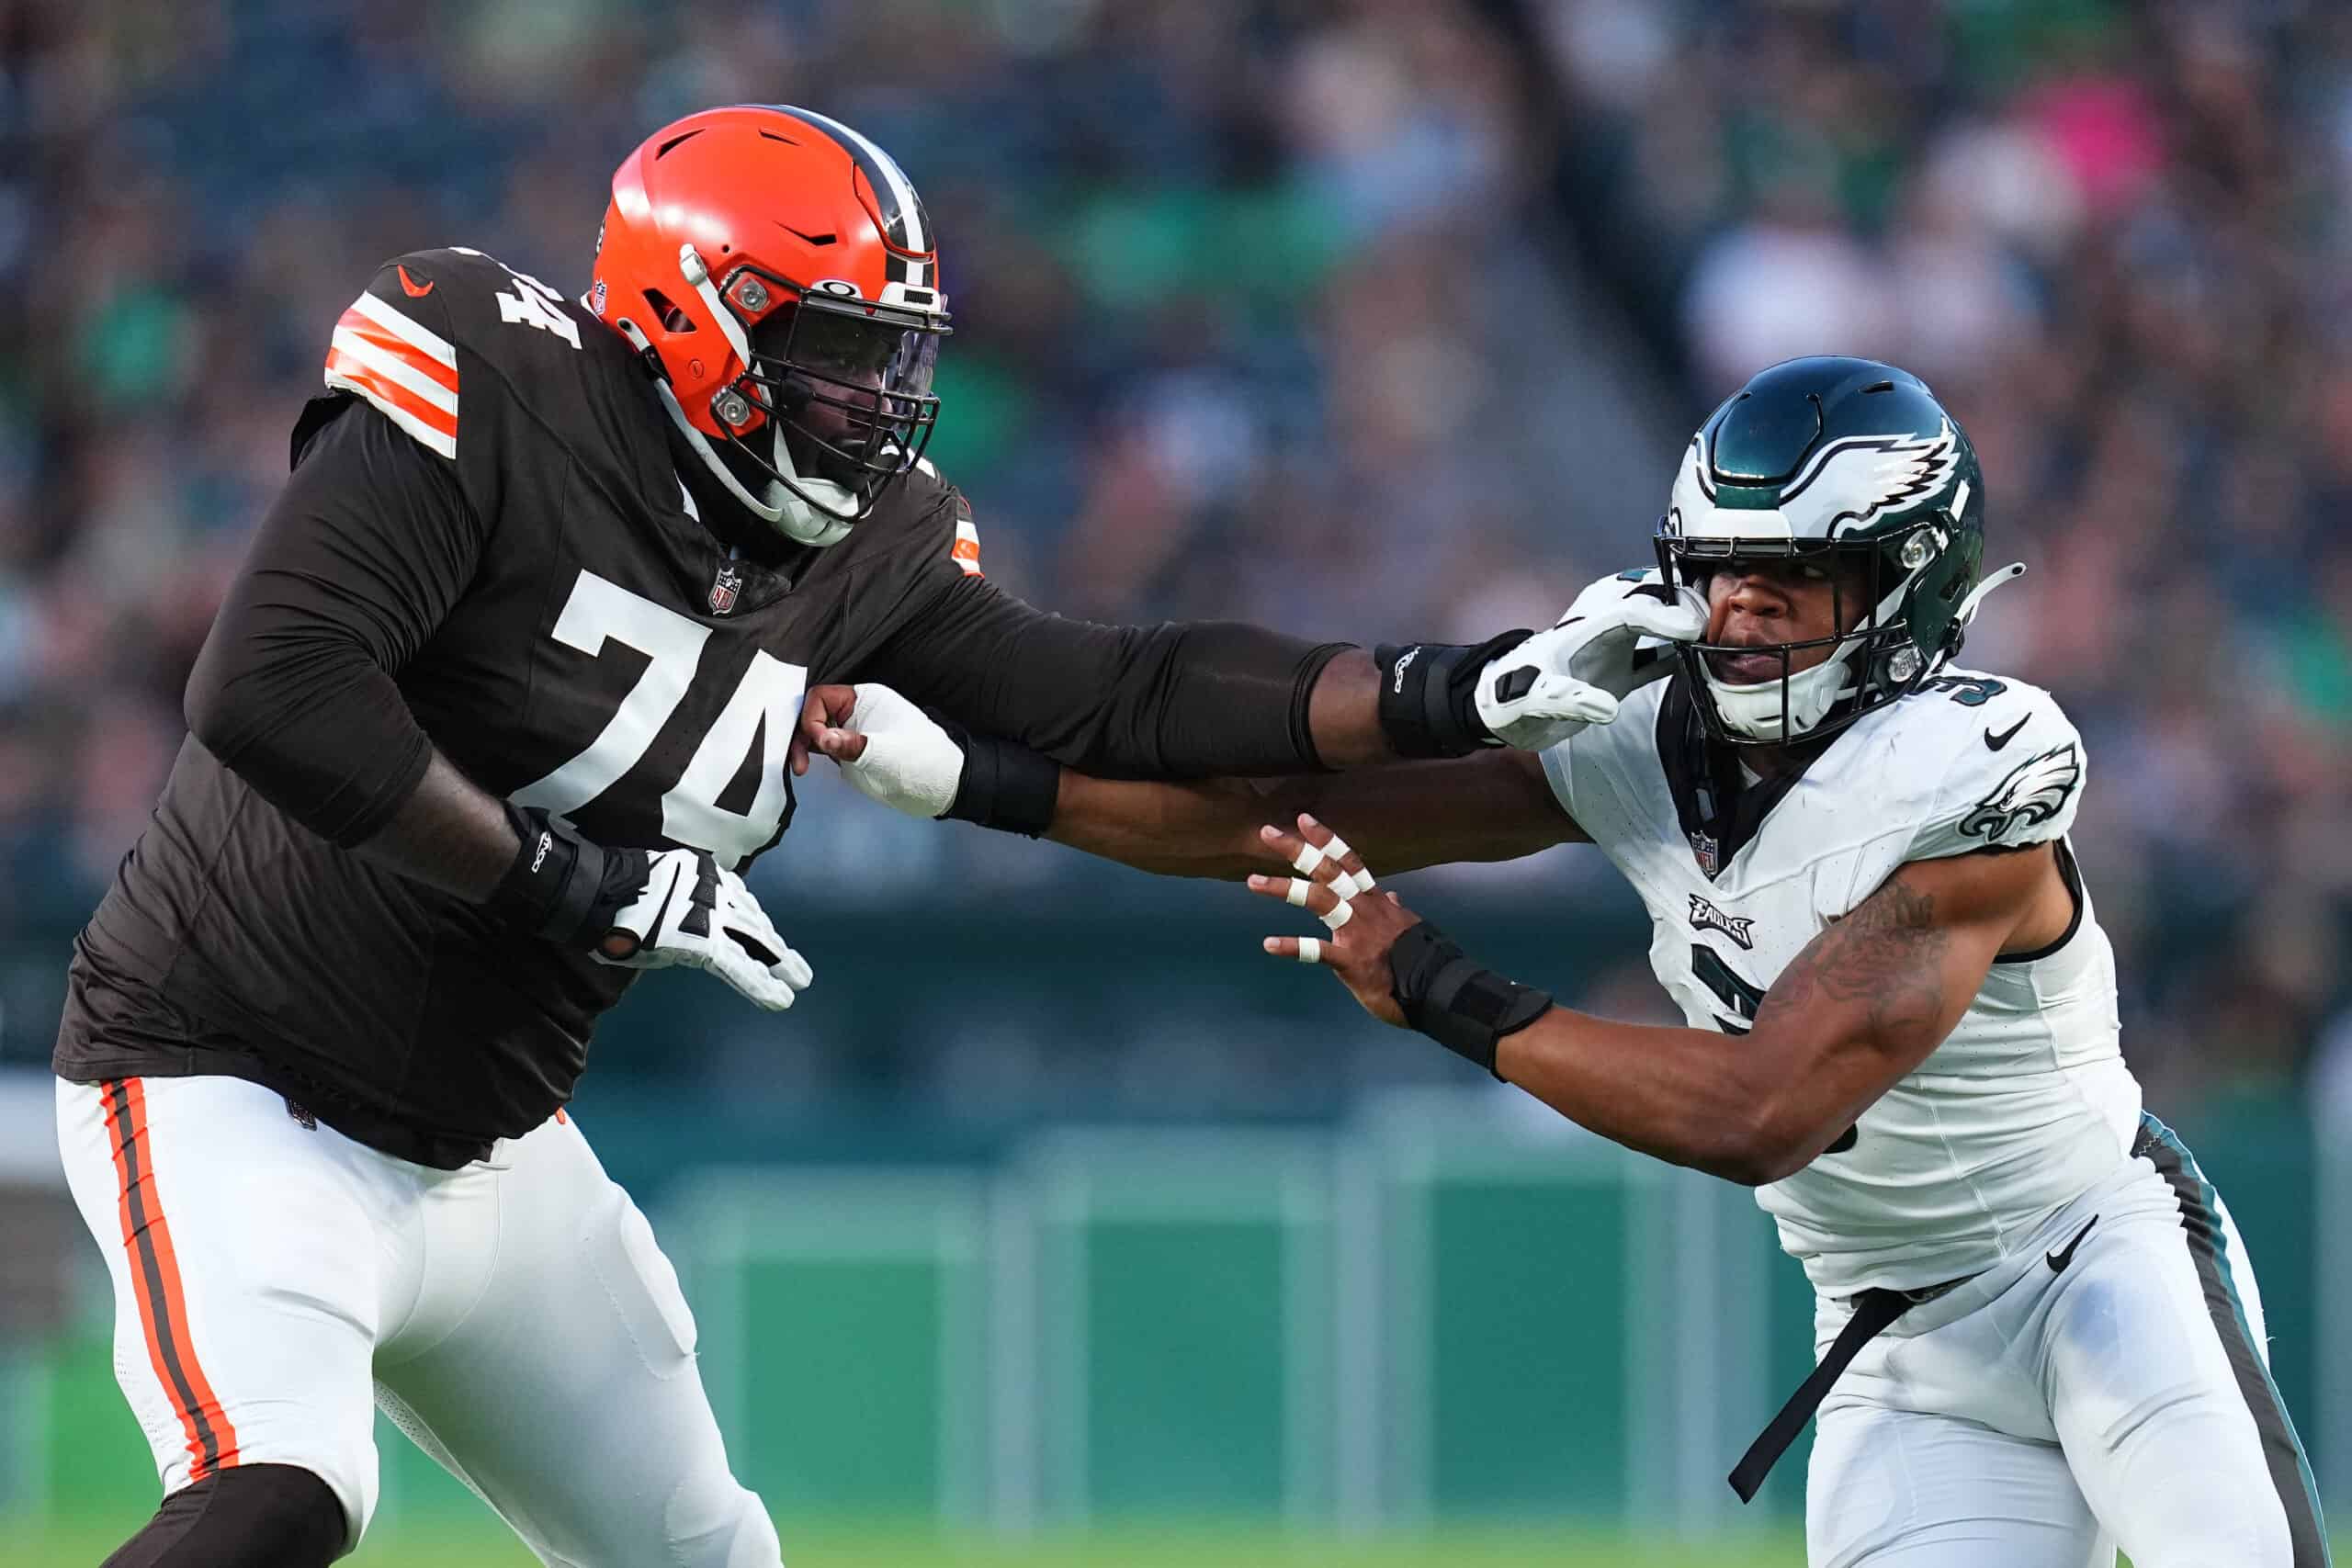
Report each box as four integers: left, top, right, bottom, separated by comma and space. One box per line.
56, 1073, 782, 1565
1807, 1114, 2327, 1568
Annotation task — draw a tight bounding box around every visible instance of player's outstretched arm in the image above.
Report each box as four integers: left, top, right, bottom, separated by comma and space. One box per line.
1253, 820, 2063, 1186
801, 683, 1585, 878
853, 540, 1695, 781
1042, 751, 1585, 879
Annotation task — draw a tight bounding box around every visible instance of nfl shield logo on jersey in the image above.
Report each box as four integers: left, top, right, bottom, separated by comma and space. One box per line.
1689, 829, 1720, 878
708, 563, 741, 615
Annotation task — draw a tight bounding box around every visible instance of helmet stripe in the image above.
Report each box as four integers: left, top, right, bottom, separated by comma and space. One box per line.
762, 105, 930, 255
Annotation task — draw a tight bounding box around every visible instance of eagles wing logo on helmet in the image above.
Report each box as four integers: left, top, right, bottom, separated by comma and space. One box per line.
1776, 419, 1961, 538
1959, 742, 2081, 841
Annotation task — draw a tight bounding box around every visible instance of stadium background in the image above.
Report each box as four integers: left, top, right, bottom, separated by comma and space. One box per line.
1, 0, 2349, 1562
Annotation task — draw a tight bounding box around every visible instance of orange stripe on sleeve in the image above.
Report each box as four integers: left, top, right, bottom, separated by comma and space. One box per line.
324, 348, 459, 441
334, 308, 459, 393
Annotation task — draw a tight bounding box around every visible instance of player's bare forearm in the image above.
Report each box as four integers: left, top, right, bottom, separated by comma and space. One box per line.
1496, 852, 2041, 1183
351, 748, 521, 901
1044, 749, 1585, 880
1044, 773, 1274, 877
1304, 649, 1392, 767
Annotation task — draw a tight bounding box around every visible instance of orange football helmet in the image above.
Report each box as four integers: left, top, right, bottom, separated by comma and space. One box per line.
590, 104, 950, 546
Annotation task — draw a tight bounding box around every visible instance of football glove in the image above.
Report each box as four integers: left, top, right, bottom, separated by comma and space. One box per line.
593, 849, 812, 1010
492, 809, 812, 1010
1474, 570, 1705, 751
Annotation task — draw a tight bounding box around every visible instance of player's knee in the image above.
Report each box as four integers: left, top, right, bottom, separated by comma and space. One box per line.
103, 1463, 346, 1568
665, 1473, 780, 1568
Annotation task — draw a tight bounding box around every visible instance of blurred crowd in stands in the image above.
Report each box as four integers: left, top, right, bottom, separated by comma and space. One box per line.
2, 0, 2347, 1111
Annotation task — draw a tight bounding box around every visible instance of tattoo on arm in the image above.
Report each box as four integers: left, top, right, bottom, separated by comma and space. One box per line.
1755, 879, 1949, 1046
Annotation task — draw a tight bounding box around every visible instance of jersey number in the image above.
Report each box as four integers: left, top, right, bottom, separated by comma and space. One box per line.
1691, 943, 1764, 1035
1690, 943, 1857, 1157
510, 570, 803, 868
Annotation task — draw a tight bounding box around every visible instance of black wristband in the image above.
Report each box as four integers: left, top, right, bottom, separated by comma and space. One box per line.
1374, 631, 1532, 758
936, 719, 1061, 839
486, 805, 631, 947
1387, 918, 1555, 1077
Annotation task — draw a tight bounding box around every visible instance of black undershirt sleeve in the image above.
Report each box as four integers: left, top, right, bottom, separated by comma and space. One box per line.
858, 566, 1351, 779
183, 400, 488, 847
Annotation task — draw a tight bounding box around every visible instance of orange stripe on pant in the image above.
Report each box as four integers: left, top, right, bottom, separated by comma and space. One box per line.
101, 1078, 241, 1483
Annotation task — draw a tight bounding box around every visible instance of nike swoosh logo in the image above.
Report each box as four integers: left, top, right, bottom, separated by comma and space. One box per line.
2046, 1213, 2098, 1272
397, 265, 435, 298
1985, 716, 2030, 750
617, 873, 678, 960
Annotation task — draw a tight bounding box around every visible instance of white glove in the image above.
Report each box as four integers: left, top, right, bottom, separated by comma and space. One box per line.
594, 849, 813, 1011
1474, 570, 1706, 751
830, 682, 967, 819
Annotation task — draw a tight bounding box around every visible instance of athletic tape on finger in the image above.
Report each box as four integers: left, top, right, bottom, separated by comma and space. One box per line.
1284, 878, 1312, 908
1320, 899, 1353, 931
1322, 834, 1354, 863
1292, 841, 1327, 874
1296, 937, 1322, 964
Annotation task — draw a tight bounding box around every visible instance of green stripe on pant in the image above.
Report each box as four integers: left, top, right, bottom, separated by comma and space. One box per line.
2137, 1111, 2332, 1567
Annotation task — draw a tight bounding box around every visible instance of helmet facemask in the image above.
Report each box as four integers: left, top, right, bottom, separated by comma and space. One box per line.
645, 247, 948, 547
735, 277, 942, 491
1657, 525, 1945, 746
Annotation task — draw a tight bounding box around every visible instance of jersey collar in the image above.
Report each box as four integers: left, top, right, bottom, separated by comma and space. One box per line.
1655, 674, 1841, 881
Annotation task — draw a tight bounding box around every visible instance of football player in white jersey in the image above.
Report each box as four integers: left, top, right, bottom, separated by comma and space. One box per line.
820, 356, 2328, 1567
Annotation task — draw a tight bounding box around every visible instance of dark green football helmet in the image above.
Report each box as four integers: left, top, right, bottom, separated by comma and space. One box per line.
1654, 356, 2010, 745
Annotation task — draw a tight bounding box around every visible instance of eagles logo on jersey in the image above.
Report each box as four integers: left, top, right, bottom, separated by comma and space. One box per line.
1961, 742, 2084, 842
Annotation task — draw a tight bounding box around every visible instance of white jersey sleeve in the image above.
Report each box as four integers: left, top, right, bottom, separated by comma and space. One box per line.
1904, 679, 2086, 863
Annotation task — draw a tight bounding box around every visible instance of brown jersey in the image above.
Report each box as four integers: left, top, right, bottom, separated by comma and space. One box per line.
54, 247, 1347, 1164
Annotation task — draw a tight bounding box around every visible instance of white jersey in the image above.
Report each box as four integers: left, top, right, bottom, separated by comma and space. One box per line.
1542, 669, 2143, 1298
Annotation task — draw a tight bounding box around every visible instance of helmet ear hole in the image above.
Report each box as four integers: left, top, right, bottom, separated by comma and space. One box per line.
641, 289, 695, 333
